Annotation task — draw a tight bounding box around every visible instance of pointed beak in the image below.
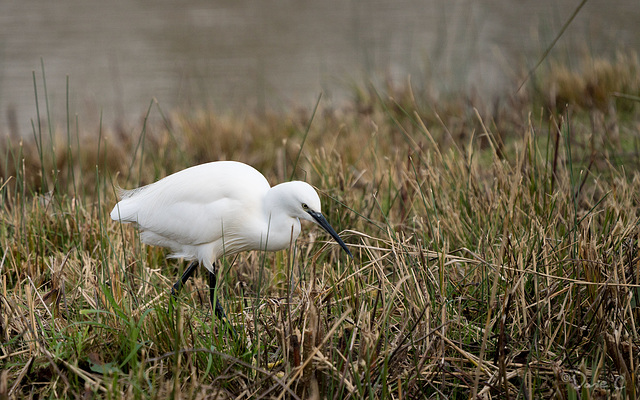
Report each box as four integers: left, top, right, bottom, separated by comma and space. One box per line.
307, 210, 353, 258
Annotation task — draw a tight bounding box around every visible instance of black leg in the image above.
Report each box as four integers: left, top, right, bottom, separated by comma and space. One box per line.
208, 266, 237, 337
168, 260, 238, 337
171, 260, 199, 298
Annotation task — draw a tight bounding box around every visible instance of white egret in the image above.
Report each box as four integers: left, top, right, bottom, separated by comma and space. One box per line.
110, 161, 352, 324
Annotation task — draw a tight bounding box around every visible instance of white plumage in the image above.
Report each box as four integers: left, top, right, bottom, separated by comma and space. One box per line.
110, 161, 352, 273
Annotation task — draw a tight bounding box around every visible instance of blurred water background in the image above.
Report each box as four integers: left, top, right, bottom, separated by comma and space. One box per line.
1, 0, 638, 135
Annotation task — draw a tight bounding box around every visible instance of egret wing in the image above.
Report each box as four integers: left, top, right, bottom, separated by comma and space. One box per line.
111, 161, 270, 246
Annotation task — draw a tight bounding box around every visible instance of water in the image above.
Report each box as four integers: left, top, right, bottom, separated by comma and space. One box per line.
1, 0, 638, 135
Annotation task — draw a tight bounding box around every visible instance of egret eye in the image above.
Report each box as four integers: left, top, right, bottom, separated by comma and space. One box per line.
302, 203, 309, 210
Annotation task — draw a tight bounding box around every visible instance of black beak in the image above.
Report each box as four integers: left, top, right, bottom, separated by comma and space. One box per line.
307, 210, 353, 258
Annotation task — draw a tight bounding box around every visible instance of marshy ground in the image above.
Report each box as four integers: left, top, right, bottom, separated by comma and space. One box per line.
1, 52, 640, 398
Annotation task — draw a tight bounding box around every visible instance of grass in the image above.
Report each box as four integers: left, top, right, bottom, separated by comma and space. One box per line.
1, 52, 640, 399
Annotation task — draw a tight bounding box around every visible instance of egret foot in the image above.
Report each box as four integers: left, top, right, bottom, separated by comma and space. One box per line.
168, 260, 238, 338
208, 269, 238, 338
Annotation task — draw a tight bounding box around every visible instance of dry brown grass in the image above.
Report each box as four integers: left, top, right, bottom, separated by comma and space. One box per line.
1, 54, 640, 398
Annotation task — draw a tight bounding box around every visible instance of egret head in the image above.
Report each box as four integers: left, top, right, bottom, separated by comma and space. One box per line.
278, 181, 353, 258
